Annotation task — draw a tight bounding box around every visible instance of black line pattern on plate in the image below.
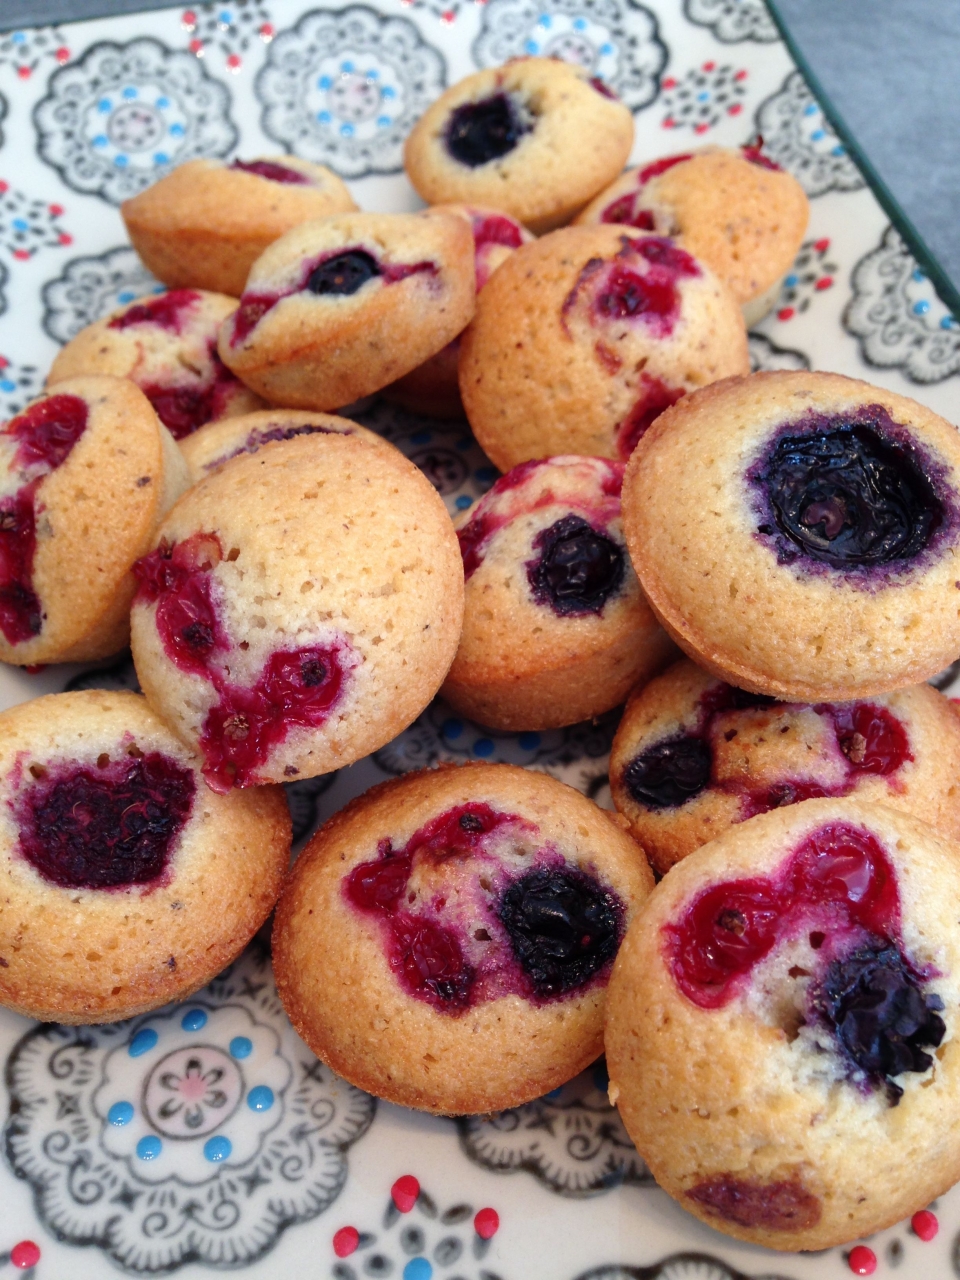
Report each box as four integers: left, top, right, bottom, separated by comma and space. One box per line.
42, 245, 162, 344
755, 70, 864, 197
682, 0, 777, 43
748, 332, 810, 373
572, 1255, 796, 1280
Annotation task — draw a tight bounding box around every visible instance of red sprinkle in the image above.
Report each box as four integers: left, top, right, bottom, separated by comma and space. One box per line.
474, 1207, 500, 1239
777, 307, 795, 322
10, 1241, 40, 1269
815, 276, 834, 290
55, 47, 70, 62
848, 1245, 877, 1276
815, 237, 831, 252
391, 1174, 420, 1213
912, 1209, 939, 1241
333, 1226, 360, 1257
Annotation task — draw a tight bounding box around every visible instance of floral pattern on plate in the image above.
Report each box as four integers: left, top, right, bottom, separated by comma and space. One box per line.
681, 0, 777, 44
571, 1259, 795, 1280
4, 945, 375, 1274
472, 0, 667, 113
255, 6, 446, 177
748, 332, 810, 373
41, 244, 162, 344
0, 353, 40, 418
844, 223, 960, 384
660, 60, 749, 133
755, 69, 865, 196
181, 0, 277, 72
33, 36, 237, 204
0, 26, 70, 82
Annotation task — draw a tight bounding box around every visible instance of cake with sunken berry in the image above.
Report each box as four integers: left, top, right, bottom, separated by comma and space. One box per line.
610, 658, 960, 874
459, 226, 749, 469
443, 456, 675, 730
404, 59, 634, 234
178, 407, 389, 485
0, 375, 189, 667
575, 146, 809, 326
622, 371, 960, 699
130, 430, 463, 792
273, 762, 653, 1114
385, 204, 533, 418
605, 797, 960, 1250
48, 288, 265, 441
0, 689, 290, 1023
121, 155, 357, 298
217, 211, 475, 410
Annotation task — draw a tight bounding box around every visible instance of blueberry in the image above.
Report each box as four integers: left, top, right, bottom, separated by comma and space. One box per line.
445, 94, 530, 167
623, 735, 711, 809
753, 420, 942, 568
526, 515, 624, 616
811, 939, 946, 1104
498, 866, 623, 997
306, 250, 380, 297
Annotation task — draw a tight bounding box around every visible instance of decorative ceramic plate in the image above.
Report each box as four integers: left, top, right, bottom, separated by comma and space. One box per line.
0, 2, 958, 1278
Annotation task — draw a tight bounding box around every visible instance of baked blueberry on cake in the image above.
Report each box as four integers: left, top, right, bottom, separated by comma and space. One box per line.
0, 375, 189, 666
442, 456, 675, 729
404, 59, 634, 233
0, 690, 290, 1023
575, 146, 809, 325
385, 204, 533, 417
217, 211, 476, 409
130, 431, 463, 791
622, 371, 960, 699
272, 762, 653, 1114
605, 798, 960, 1250
610, 659, 960, 873
48, 288, 265, 440
459, 226, 749, 470
121, 156, 357, 297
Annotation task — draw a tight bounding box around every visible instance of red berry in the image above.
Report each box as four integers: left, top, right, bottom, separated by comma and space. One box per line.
474, 1207, 499, 1239
912, 1209, 939, 1241
11, 1241, 41, 1269
848, 1245, 877, 1276
333, 1226, 360, 1257
391, 1174, 420, 1213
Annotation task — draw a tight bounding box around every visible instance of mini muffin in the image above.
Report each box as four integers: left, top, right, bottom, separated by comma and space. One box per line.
179, 407, 389, 485
442, 456, 676, 730
0, 689, 290, 1023
217, 211, 475, 410
385, 204, 534, 418
404, 59, 634, 234
575, 146, 810, 326
48, 289, 265, 441
622, 371, 960, 700
121, 156, 358, 297
606, 798, 960, 1250
273, 762, 654, 1114
460, 226, 749, 469
0, 375, 189, 666
130, 431, 463, 792
610, 658, 960, 874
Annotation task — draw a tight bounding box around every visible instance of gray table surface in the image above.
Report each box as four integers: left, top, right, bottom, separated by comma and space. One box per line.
1, 0, 957, 312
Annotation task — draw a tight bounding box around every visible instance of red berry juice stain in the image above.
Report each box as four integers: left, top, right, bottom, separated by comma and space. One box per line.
637, 153, 693, 184
391, 1175, 420, 1212
469, 209, 526, 289
687, 1174, 821, 1231
912, 1208, 939, 1241
332, 1226, 360, 1257
741, 140, 781, 170
109, 288, 201, 335
230, 158, 311, 184
134, 532, 351, 790
564, 236, 700, 342
616, 375, 684, 457
0, 393, 88, 644
10, 1240, 41, 1269
474, 1207, 500, 1239
848, 1245, 877, 1276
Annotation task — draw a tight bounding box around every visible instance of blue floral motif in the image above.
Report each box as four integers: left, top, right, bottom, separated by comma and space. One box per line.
755, 70, 865, 197
256, 6, 445, 177
473, 0, 666, 113
34, 37, 237, 204
41, 245, 162, 344
3, 944, 375, 1274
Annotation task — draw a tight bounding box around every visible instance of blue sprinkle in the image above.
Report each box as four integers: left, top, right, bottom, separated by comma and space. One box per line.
136, 1135, 162, 1160
831, 144, 846, 156
97, 97, 112, 112
181, 1008, 207, 1032
475, 466, 498, 482
219, 8, 232, 21
525, 39, 539, 53
913, 300, 931, 316
108, 1101, 134, 1126
114, 155, 129, 167
600, 41, 614, 54
381, 85, 396, 99
912, 269, 927, 283
473, 738, 495, 758
122, 85, 137, 99
169, 123, 185, 137
12, 31, 26, 43
803, 103, 817, 116
455, 495, 473, 510
129, 1028, 158, 1057
442, 718, 464, 739
941, 315, 958, 330
92, 134, 108, 147
317, 111, 332, 124
455, 437, 472, 451
411, 430, 432, 444
156, 96, 169, 108
376, 115, 391, 127
810, 128, 825, 141
592, 1061, 610, 1091
573, 16, 587, 29
230, 1036, 253, 1059
318, 75, 332, 90
340, 59, 355, 73
537, 12, 551, 26
12, 218, 27, 232
518, 732, 541, 750
0, 379, 15, 393
117, 290, 134, 303
785, 273, 798, 287
153, 152, 169, 165
366, 68, 379, 79
204, 1135, 232, 1162
697, 91, 710, 102
403, 1260, 432, 1280
247, 1085, 274, 1112
340, 123, 355, 137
